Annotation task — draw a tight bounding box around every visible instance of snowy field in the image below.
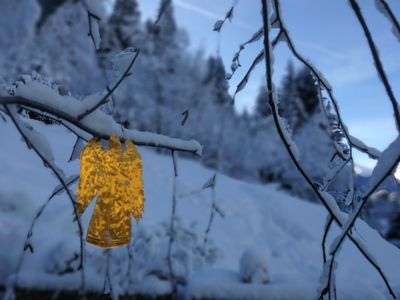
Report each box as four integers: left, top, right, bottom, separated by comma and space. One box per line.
0, 119, 400, 299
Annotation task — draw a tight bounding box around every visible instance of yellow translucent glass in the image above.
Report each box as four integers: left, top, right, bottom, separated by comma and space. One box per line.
77, 136, 144, 248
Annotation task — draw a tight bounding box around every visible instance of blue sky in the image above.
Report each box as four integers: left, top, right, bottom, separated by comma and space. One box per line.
133, 0, 400, 172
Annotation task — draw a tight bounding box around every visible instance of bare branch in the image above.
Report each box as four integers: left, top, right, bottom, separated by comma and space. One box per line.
167, 151, 178, 297
202, 175, 223, 254
87, 11, 101, 50
322, 216, 334, 263
155, 0, 172, 25
181, 109, 189, 126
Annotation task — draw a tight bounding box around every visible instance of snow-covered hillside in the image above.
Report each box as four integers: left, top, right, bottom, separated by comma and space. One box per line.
0, 120, 400, 300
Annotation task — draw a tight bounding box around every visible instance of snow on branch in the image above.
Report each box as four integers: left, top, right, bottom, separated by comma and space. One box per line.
261, 0, 396, 297
0, 77, 203, 156
330, 135, 400, 256
227, 27, 263, 80
349, 134, 381, 159
232, 30, 283, 100
213, 5, 235, 32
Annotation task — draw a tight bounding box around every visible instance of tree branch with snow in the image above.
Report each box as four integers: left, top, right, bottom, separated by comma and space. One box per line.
0, 78, 202, 156
259, 0, 396, 298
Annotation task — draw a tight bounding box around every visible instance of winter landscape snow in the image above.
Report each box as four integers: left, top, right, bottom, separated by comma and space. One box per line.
1, 0, 400, 299
0, 119, 399, 299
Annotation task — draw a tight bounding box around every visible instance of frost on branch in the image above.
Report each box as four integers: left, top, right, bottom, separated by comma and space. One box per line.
213, 6, 234, 32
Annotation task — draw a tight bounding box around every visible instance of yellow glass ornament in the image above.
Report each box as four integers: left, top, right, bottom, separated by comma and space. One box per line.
77, 135, 144, 248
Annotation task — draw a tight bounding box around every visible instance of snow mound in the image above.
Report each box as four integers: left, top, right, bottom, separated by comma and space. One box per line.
239, 249, 270, 284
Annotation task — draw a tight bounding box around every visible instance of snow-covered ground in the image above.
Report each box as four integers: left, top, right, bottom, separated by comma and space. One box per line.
0, 119, 400, 299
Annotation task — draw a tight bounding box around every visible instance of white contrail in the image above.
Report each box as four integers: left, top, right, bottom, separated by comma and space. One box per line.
174, 0, 255, 31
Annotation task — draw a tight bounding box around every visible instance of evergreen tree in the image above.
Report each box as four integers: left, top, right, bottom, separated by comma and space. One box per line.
295, 67, 319, 115
0, 0, 41, 81
203, 56, 232, 107
34, 1, 103, 95
254, 84, 270, 119
99, 0, 142, 68
144, 0, 181, 63
278, 61, 306, 131
111, 0, 189, 134
278, 63, 319, 132
36, 0, 71, 29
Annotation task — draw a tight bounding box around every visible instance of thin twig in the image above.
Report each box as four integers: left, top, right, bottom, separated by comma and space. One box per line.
78, 49, 140, 120
202, 175, 218, 253
321, 159, 350, 192
155, 0, 172, 25
87, 11, 101, 50
322, 216, 334, 263
8, 175, 79, 293
376, 0, 400, 41
4, 105, 86, 296
348, 0, 400, 131
167, 151, 178, 298
233, 30, 283, 100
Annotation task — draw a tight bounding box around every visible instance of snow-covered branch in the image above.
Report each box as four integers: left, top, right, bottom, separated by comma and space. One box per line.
233, 30, 283, 99
330, 135, 400, 258
213, 5, 235, 32
0, 79, 203, 156
349, 135, 381, 159
261, 0, 396, 298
